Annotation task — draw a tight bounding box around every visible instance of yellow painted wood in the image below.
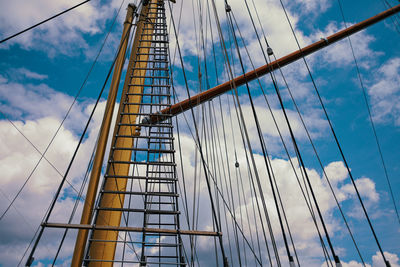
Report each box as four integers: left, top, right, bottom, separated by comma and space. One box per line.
88, 1, 160, 265
71, 4, 136, 266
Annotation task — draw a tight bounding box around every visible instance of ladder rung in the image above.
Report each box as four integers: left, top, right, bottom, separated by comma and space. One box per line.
120, 112, 172, 117
131, 67, 168, 70
112, 147, 175, 153
101, 190, 178, 197
115, 135, 174, 140
139, 40, 168, 43
146, 202, 176, 205
130, 75, 169, 79
127, 84, 170, 87
143, 243, 179, 247
96, 207, 180, 215
134, 59, 168, 63
147, 170, 174, 174
117, 122, 173, 127
104, 175, 177, 181
122, 102, 171, 107
109, 160, 176, 166
146, 255, 179, 258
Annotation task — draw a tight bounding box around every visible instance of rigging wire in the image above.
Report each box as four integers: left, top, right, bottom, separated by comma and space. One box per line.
167, 1, 229, 265
337, 0, 400, 226
225, 5, 296, 265
380, 0, 400, 34
166, 29, 265, 267
0, 0, 91, 44
209, 1, 282, 264
237, 0, 364, 265
277, 0, 391, 264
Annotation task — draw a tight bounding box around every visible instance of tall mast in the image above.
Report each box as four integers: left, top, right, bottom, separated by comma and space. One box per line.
71, 3, 137, 266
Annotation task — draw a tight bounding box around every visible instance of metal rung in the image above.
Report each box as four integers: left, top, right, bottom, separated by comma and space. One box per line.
127, 84, 170, 87
138, 46, 168, 49
147, 180, 176, 184
122, 103, 171, 107
126, 92, 169, 96
104, 175, 177, 181
146, 202, 176, 205
147, 170, 174, 174
143, 243, 179, 247
134, 59, 168, 63
130, 75, 169, 79
141, 33, 167, 36
109, 160, 176, 166
136, 52, 167, 56
148, 142, 173, 145
147, 134, 172, 137
131, 67, 168, 70
83, 259, 185, 265
96, 207, 180, 215
120, 112, 172, 117
117, 122, 173, 127
115, 135, 174, 140
146, 255, 179, 258
141, 22, 167, 25
143, 27, 167, 31
139, 40, 168, 43
112, 147, 174, 153
143, 233, 180, 237
101, 190, 178, 197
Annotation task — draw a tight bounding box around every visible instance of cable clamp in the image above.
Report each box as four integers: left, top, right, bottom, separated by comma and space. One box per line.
225, 4, 231, 12
267, 46, 273, 56
321, 37, 329, 44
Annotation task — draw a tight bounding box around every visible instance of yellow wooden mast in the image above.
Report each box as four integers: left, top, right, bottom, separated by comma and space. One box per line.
71, 1, 158, 265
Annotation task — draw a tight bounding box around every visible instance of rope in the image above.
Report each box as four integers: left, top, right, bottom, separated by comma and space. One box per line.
0, 0, 91, 44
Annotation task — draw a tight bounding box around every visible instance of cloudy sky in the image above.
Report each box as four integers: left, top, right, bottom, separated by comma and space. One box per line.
0, 0, 399, 266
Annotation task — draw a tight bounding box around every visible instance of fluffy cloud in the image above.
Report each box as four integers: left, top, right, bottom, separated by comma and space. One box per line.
367, 57, 400, 126
0, 72, 107, 266
0, 0, 123, 57
0, 72, 90, 132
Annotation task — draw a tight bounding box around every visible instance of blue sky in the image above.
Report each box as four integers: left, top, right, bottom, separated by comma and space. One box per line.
0, 0, 399, 266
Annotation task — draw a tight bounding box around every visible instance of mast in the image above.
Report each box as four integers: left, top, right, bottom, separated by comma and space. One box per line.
71, 4, 137, 266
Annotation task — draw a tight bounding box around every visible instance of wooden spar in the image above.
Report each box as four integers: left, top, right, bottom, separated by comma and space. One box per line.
71, 4, 136, 266
147, 3, 400, 123
43, 223, 222, 236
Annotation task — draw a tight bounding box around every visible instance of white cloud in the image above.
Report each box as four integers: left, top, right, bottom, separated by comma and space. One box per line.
12, 68, 49, 80
372, 251, 400, 267
0, 69, 110, 266
368, 57, 400, 126
0, 74, 89, 132
0, 0, 124, 57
